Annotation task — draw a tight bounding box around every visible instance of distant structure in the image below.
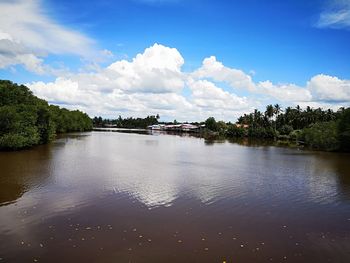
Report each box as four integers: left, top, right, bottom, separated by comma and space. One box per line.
147, 123, 202, 132
104, 124, 118, 128
235, 124, 249, 129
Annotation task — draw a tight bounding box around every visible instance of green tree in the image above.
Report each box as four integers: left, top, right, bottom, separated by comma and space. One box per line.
0, 80, 92, 150
302, 122, 339, 151
279, 125, 293, 135
226, 125, 246, 137
205, 117, 218, 132
338, 108, 350, 152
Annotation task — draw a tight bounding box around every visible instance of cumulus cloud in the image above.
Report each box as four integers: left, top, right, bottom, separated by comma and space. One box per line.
192, 56, 256, 91
187, 79, 255, 121
26, 43, 350, 121
27, 44, 189, 119
106, 44, 185, 93
189, 79, 251, 110
307, 74, 350, 102
316, 0, 350, 29
0, 0, 96, 74
257, 81, 312, 102
27, 44, 254, 121
39, 43, 185, 94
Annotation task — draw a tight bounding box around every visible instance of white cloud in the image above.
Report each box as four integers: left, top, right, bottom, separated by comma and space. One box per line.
106, 43, 185, 93
29, 78, 94, 106
189, 79, 250, 110
294, 101, 347, 111
0, 0, 96, 74
307, 74, 350, 102
0, 0, 94, 56
187, 79, 255, 121
0, 33, 45, 74
27, 44, 254, 121
192, 56, 256, 91
257, 80, 312, 102
26, 44, 350, 122
317, 0, 350, 29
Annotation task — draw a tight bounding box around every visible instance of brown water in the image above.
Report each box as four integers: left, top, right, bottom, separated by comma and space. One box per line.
0, 131, 350, 263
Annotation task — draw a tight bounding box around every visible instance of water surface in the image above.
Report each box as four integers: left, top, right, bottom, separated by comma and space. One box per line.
0, 131, 350, 262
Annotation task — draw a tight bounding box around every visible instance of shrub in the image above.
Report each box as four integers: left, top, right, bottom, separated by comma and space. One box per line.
279, 124, 293, 135
289, 129, 302, 141
226, 125, 246, 137
302, 121, 339, 151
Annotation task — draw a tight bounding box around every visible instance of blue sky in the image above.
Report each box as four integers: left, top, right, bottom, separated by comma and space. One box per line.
0, 0, 350, 121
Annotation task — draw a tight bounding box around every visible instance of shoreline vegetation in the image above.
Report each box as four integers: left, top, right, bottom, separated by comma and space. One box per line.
0, 80, 92, 150
94, 105, 350, 153
1, 80, 349, 152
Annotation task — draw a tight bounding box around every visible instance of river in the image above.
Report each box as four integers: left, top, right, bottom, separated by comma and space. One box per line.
0, 131, 349, 262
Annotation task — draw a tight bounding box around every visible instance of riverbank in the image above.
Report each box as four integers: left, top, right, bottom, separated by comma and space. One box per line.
0, 80, 93, 151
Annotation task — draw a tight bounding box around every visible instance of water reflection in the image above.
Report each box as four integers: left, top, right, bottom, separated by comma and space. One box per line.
1, 132, 350, 209
0, 131, 349, 262
0, 145, 52, 205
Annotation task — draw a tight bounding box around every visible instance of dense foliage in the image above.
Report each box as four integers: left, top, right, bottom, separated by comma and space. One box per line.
93, 115, 159, 129
204, 104, 350, 152
338, 108, 350, 152
301, 121, 339, 151
0, 80, 92, 150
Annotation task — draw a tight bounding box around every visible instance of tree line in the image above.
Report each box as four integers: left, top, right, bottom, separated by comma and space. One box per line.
0, 80, 92, 150
4, 79, 346, 152
204, 104, 350, 152
93, 115, 159, 129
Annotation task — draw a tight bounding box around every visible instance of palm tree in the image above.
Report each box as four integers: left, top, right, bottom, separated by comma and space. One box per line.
265, 104, 274, 121
264, 104, 274, 132
273, 104, 282, 136
274, 104, 282, 116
